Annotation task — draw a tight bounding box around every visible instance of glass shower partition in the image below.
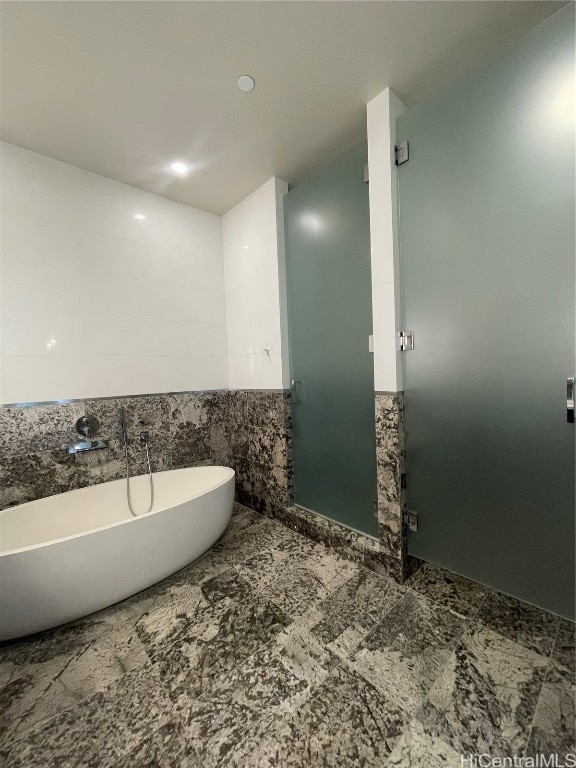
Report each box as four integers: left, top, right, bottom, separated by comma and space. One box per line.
397, 5, 575, 618
284, 142, 378, 537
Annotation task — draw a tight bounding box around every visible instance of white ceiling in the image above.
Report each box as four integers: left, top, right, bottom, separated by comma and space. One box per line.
0, 1, 565, 215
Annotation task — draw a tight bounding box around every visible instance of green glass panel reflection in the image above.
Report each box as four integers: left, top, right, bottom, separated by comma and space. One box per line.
398, 6, 575, 618
284, 142, 378, 536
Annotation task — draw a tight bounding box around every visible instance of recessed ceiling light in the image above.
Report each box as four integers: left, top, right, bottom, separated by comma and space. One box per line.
237, 75, 255, 93
171, 161, 189, 175
134, 213, 146, 220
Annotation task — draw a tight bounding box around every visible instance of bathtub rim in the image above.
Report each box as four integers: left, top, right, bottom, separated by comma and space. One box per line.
0, 465, 235, 557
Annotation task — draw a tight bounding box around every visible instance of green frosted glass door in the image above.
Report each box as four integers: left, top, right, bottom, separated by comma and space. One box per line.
284, 142, 378, 536
398, 6, 575, 618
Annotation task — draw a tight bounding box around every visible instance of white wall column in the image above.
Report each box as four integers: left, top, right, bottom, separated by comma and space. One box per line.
222, 177, 289, 389
367, 87, 407, 392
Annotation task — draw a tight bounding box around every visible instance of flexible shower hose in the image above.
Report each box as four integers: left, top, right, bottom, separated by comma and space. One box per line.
124, 433, 154, 517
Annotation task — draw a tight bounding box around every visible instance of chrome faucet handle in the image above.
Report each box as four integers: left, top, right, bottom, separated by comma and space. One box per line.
76, 415, 100, 439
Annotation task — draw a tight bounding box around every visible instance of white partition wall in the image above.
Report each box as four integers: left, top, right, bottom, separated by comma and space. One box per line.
367, 87, 407, 393
222, 177, 289, 390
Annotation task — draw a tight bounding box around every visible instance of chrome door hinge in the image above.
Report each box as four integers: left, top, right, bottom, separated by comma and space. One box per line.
405, 510, 418, 532
395, 140, 409, 166
398, 330, 414, 351
567, 377, 575, 424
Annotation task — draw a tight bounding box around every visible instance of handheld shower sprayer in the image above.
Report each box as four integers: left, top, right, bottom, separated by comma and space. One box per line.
120, 407, 129, 446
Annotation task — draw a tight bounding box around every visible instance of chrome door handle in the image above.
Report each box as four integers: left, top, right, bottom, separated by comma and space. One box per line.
567, 378, 574, 424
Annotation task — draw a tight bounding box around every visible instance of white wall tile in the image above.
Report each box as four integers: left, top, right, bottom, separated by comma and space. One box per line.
1, 259, 80, 313
1, 356, 84, 403
1, 308, 82, 357
0, 142, 228, 402
0, 210, 78, 270
225, 280, 281, 323
228, 352, 283, 390
153, 285, 226, 325
226, 313, 281, 357
77, 270, 156, 319
79, 315, 169, 358
166, 322, 228, 359
167, 356, 228, 392
81, 355, 170, 399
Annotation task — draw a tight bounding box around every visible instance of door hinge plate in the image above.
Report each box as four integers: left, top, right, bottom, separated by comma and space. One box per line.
405, 510, 418, 532
395, 140, 409, 166
398, 330, 414, 351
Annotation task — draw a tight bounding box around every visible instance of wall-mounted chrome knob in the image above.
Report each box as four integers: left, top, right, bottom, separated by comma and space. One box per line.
75, 415, 100, 439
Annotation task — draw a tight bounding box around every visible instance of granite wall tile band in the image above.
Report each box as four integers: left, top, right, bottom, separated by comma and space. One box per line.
245, 391, 291, 436
88, 395, 171, 444
0, 451, 91, 511
0, 402, 85, 460
250, 462, 293, 509
230, 390, 293, 515
248, 427, 291, 471
0, 390, 234, 512
168, 392, 230, 429
374, 392, 410, 581
0, 390, 295, 513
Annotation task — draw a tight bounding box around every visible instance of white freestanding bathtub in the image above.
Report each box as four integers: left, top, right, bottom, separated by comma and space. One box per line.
0, 465, 235, 641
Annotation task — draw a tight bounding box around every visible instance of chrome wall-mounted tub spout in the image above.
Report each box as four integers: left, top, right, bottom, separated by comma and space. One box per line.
68, 440, 108, 454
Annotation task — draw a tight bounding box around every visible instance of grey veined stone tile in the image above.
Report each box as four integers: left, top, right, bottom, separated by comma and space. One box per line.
0, 625, 150, 743
310, 568, 405, 659
134, 582, 214, 659
253, 544, 360, 619
416, 626, 549, 757
386, 718, 463, 768
0, 449, 90, 510
406, 562, 492, 619
0, 401, 84, 459
348, 590, 467, 717
525, 660, 575, 761
475, 590, 560, 656
149, 571, 290, 708
110, 721, 197, 768
0, 612, 111, 673
552, 618, 576, 676
181, 617, 338, 766
1, 666, 174, 768
239, 663, 411, 767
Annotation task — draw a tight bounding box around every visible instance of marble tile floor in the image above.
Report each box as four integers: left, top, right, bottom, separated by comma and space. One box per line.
0, 505, 574, 768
